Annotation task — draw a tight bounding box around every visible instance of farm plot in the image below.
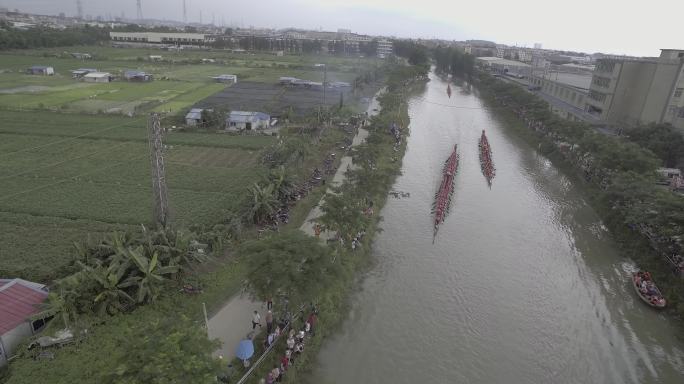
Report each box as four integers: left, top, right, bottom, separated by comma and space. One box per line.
0, 110, 273, 281
197, 81, 353, 116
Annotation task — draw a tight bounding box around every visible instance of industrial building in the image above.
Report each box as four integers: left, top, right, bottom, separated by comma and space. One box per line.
109, 32, 215, 45
476, 57, 532, 77
528, 72, 595, 123
586, 49, 684, 132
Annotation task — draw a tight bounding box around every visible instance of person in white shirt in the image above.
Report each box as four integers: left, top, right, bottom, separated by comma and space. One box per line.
252, 310, 262, 330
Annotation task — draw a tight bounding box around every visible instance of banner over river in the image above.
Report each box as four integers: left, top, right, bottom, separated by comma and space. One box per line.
306, 71, 684, 383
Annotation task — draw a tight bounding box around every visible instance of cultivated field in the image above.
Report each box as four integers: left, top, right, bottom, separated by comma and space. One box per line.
0, 45, 380, 282
0, 46, 378, 115
0, 110, 275, 280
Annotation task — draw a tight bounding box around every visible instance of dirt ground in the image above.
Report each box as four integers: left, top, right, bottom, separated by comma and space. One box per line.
196, 81, 353, 116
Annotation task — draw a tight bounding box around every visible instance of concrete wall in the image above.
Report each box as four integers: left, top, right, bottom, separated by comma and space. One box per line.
0, 323, 32, 366
641, 62, 682, 123
606, 61, 656, 125
531, 76, 587, 110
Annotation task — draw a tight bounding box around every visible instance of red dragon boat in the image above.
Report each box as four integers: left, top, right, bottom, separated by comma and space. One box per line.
479, 130, 495, 187
432, 144, 459, 240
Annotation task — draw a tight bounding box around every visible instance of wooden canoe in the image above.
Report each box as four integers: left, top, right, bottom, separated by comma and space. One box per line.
632, 272, 666, 309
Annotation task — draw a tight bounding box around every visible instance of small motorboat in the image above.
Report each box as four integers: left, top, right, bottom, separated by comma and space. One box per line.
632, 272, 666, 308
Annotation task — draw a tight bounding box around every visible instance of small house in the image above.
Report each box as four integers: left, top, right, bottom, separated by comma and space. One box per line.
70, 52, 92, 60
226, 111, 270, 131
0, 279, 49, 367
83, 72, 113, 83
124, 70, 153, 82
211, 74, 237, 84
71, 68, 98, 78
185, 108, 213, 126
27, 66, 54, 76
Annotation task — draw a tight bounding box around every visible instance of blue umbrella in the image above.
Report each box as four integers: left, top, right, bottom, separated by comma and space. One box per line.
235, 339, 254, 361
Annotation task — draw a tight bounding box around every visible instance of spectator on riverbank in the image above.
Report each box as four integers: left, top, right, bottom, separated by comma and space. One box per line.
272, 366, 282, 383
280, 354, 289, 372
307, 312, 317, 335
267, 297, 273, 310
266, 310, 274, 334
286, 334, 295, 350
252, 310, 261, 329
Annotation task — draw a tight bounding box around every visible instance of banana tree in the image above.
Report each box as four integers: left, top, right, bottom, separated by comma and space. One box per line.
124, 247, 179, 304
247, 182, 279, 224
86, 259, 136, 316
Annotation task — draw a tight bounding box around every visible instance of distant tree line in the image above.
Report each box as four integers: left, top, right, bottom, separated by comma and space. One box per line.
0, 22, 110, 50
433, 45, 475, 78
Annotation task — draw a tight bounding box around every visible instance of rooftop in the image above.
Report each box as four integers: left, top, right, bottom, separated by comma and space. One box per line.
0, 278, 48, 334
533, 71, 592, 90
476, 57, 531, 67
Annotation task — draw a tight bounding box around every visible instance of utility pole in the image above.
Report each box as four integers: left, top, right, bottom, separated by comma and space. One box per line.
147, 114, 170, 228
136, 0, 143, 20
183, 0, 187, 23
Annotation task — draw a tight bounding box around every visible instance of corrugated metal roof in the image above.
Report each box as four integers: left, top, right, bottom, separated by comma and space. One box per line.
0, 279, 48, 335
84, 72, 112, 78
185, 108, 204, 120
227, 111, 270, 123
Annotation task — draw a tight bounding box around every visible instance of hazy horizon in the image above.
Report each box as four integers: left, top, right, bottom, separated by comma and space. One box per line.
1, 0, 682, 57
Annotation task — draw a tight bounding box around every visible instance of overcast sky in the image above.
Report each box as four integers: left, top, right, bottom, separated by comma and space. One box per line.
1, 0, 681, 56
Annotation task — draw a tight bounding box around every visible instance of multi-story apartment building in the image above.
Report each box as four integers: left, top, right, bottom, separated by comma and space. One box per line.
377, 39, 393, 58
586, 49, 684, 132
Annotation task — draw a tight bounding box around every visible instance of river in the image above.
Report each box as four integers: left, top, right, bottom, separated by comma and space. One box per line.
306, 71, 684, 383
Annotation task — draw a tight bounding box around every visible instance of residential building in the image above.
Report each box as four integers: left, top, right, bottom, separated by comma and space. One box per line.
109, 32, 215, 45
586, 49, 684, 132
226, 111, 271, 131
0, 279, 49, 367
26, 66, 54, 75
83, 72, 113, 83
377, 40, 393, 59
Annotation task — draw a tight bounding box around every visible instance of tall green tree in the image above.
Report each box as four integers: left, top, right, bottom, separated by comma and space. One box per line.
109, 316, 222, 384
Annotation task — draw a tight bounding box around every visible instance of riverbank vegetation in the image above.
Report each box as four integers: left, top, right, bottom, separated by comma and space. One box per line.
476, 73, 684, 319
224, 63, 426, 383
0, 54, 391, 383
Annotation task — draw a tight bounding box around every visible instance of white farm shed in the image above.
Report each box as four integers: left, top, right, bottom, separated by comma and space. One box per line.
226, 111, 270, 131
83, 72, 113, 83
